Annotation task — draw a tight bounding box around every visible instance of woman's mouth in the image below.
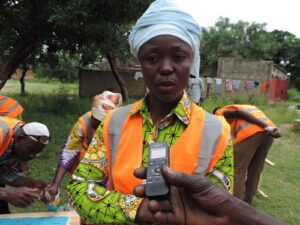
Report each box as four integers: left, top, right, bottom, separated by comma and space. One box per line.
157, 80, 175, 92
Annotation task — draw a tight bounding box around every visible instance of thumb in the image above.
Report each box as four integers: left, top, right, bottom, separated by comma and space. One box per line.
161, 167, 210, 193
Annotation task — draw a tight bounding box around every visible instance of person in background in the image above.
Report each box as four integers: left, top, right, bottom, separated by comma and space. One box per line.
67, 1, 233, 224
42, 91, 122, 201
0, 118, 50, 213
187, 74, 205, 106
133, 167, 290, 225
0, 96, 24, 119
213, 104, 282, 204
0, 96, 30, 174
0, 96, 28, 212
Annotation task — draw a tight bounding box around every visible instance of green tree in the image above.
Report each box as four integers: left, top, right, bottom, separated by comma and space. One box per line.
201, 17, 278, 74
0, 0, 55, 89
0, 0, 152, 100
271, 30, 300, 84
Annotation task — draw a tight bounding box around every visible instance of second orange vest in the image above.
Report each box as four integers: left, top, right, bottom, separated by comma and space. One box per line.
0, 117, 24, 156
216, 104, 275, 144
70, 112, 95, 173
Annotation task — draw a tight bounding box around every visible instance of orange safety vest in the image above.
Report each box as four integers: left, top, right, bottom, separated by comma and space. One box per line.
0, 117, 24, 156
0, 96, 24, 118
103, 101, 230, 194
215, 104, 275, 144
70, 111, 95, 173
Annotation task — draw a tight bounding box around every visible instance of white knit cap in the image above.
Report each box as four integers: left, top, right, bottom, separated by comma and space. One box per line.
128, 0, 202, 78
23, 122, 50, 144
91, 91, 123, 121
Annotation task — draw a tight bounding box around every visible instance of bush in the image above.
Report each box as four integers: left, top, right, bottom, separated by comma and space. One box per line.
288, 88, 300, 102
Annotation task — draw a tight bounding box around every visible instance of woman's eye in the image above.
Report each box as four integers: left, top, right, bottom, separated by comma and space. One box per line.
174, 54, 185, 62
146, 54, 159, 63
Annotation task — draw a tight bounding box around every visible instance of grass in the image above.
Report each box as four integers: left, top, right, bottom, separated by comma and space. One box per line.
2, 79, 78, 95
2, 79, 300, 224
254, 125, 300, 224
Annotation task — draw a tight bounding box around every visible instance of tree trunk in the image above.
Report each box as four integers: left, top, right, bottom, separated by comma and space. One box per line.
105, 52, 129, 102
0, 39, 37, 90
20, 65, 28, 96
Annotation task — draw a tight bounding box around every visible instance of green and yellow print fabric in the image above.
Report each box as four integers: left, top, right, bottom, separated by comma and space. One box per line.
67, 92, 234, 225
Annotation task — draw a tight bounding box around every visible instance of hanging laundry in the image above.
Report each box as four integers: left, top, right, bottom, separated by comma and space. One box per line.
260, 81, 267, 94
232, 80, 241, 91
225, 79, 233, 91
215, 78, 222, 85
206, 77, 214, 84
245, 80, 255, 89
254, 81, 260, 88
214, 78, 222, 95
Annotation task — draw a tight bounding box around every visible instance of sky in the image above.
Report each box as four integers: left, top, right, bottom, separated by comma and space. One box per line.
173, 0, 300, 38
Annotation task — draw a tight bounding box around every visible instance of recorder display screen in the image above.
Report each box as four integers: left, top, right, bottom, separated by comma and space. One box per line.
151, 147, 166, 159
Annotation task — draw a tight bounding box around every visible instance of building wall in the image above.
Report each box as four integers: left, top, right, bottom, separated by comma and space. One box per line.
209, 57, 289, 102
79, 69, 146, 98
217, 57, 273, 81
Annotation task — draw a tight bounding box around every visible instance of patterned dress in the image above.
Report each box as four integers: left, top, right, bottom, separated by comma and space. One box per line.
67, 93, 234, 225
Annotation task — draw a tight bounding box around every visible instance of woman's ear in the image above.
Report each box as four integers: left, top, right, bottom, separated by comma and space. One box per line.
14, 128, 26, 140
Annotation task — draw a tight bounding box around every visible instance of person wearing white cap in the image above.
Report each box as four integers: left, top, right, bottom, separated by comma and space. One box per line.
67, 1, 233, 224
41, 91, 122, 203
0, 117, 50, 213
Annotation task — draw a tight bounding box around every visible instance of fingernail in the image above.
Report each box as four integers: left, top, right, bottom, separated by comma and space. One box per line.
165, 167, 176, 176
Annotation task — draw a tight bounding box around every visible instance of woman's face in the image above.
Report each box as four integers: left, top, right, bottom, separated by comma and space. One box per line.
13, 135, 45, 161
138, 35, 193, 103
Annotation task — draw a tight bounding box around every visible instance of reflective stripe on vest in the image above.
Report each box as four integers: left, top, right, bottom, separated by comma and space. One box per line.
70, 112, 94, 174
0, 117, 24, 156
103, 102, 230, 194
79, 112, 93, 152
0, 96, 23, 118
216, 105, 275, 144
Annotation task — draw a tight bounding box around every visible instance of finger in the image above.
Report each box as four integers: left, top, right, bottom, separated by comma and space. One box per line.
148, 199, 161, 213
20, 188, 40, 199
169, 186, 184, 214
153, 210, 177, 225
133, 184, 146, 198
17, 196, 34, 207
134, 167, 147, 179
161, 167, 210, 193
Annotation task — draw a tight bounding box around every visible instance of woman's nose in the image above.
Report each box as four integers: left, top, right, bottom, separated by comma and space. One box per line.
160, 58, 173, 75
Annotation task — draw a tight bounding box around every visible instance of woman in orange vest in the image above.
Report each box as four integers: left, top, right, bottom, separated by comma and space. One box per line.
42, 91, 122, 202
0, 96, 24, 119
0, 96, 27, 213
213, 104, 282, 204
67, 1, 234, 224
0, 118, 50, 213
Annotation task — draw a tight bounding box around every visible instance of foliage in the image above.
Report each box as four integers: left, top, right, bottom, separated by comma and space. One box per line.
200, 17, 279, 74
200, 17, 300, 84
271, 30, 300, 83
34, 52, 81, 82
287, 88, 300, 102
0, 0, 152, 89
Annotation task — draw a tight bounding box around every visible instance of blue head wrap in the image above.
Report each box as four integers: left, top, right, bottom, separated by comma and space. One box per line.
129, 0, 202, 78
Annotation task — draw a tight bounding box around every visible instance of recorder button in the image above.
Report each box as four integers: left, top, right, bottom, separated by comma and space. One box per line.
154, 176, 161, 182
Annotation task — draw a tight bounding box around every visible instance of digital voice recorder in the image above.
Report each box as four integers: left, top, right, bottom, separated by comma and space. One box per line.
145, 141, 170, 199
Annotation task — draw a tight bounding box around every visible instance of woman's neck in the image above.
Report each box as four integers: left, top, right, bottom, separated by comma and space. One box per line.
147, 95, 180, 125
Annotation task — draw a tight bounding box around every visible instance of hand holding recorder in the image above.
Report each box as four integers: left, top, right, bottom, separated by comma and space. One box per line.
134, 167, 290, 225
